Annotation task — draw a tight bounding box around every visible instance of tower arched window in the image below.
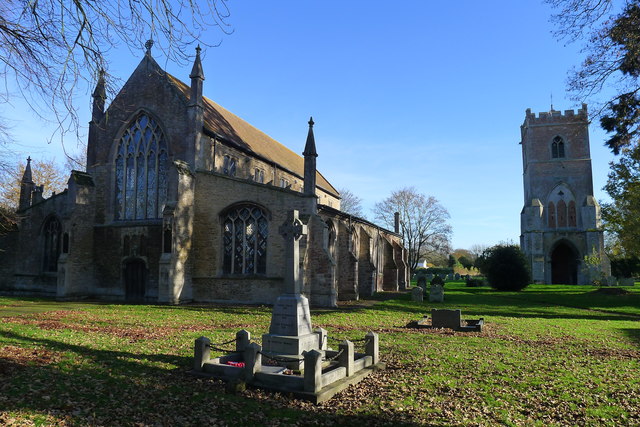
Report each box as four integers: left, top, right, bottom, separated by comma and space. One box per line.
115, 113, 168, 220
568, 201, 577, 227
548, 202, 556, 228
557, 200, 567, 227
43, 216, 62, 272
222, 205, 268, 275
552, 136, 565, 159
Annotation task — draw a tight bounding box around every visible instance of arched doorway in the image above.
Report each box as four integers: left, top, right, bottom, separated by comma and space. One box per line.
550, 242, 578, 285
124, 258, 147, 301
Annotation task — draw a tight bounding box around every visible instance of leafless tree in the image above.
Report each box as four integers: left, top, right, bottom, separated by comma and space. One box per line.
338, 187, 365, 218
0, 0, 232, 150
373, 187, 452, 272
468, 243, 489, 260
547, 1, 638, 123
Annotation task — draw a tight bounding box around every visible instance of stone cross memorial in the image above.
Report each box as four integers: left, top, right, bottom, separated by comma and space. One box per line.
262, 210, 321, 366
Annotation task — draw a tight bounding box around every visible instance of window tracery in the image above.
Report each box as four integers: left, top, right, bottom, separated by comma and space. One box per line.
115, 113, 168, 220
43, 216, 62, 272
548, 202, 556, 228
557, 200, 567, 227
223, 155, 237, 176
568, 201, 577, 227
222, 205, 268, 275
253, 168, 265, 183
552, 136, 565, 159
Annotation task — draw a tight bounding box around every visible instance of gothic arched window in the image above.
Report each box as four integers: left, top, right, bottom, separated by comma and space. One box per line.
222, 155, 236, 176
548, 202, 556, 228
552, 136, 565, 159
222, 205, 268, 275
568, 201, 577, 227
43, 216, 62, 272
115, 113, 168, 220
557, 200, 567, 227
325, 220, 336, 259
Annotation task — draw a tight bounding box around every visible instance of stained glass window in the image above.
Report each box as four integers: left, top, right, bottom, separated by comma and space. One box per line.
43, 216, 62, 272
114, 113, 168, 220
222, 205, 268, 275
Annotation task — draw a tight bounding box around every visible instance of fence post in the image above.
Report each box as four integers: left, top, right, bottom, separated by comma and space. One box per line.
243, 342, 261, 382
338, 340, 354, 376
236, 329, 251, 352
303, 349, 323, 393
365, 331, 379, 364
194, 336, 211, 371
314, 327, 328, 350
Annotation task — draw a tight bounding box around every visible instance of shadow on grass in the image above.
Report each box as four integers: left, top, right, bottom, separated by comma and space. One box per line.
0, 329, 417, 426
346, 289, 640, 323
621, 328, 640, 347
0, 297, 276, 318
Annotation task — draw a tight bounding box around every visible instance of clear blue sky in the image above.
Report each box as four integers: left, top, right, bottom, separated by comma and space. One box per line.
2, 1, 617, 250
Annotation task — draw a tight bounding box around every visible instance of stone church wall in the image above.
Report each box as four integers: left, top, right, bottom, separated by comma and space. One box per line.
335, 221, 358, 301
207, 136, 340, 209
9, 192, 70, 296
190, 170, 314, 304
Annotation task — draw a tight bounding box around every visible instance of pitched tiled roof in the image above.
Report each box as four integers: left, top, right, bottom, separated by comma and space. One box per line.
167, 74, 338, 197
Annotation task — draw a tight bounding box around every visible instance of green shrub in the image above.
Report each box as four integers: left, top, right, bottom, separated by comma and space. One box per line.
611, 257, 640, 278
459, 256, 474, 270
414, 267, 428, 276
430, 275, 444, 287
483, 244, 530, 291
465, 277, 485, 287
425, 267, 452, 276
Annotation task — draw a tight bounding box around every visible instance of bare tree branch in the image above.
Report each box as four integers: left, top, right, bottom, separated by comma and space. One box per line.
0, 0, 232, 144
372, 187, 452, 272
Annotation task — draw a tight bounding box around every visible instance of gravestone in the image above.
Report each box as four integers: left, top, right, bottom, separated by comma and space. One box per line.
416, 276, 427, 291
262, 210, 321, 365
606, 276, 617, 286
426, 273, 434, 281
411, 286, 424, 302
431, 309, 461, 329
454, 273, 461, 280
619, 277, 634, 286
429, 284, 444, 302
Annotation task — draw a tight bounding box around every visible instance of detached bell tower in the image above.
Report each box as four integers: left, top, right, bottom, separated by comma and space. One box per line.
520, 104, 608, 284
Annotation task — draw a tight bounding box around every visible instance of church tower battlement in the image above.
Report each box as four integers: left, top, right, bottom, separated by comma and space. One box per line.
523, 103, 587, 123
519, 104, 608, 285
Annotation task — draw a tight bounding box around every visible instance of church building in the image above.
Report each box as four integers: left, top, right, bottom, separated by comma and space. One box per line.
0, 46, 408, 306
520, 104, 609, 285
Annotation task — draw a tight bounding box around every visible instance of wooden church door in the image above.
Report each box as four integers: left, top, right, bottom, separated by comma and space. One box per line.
124, 258, 147, 302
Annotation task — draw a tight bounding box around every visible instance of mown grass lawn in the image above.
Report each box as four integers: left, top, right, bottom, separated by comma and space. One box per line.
1, 282, 639, 426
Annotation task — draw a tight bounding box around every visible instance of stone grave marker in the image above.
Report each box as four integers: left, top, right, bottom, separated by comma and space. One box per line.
262, 210, 321, 365
429, 283, 444, 302
416, 276, 427, 291
431, 309, 461, 329
411, 286, 424, 302
619, 277, 634, 286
